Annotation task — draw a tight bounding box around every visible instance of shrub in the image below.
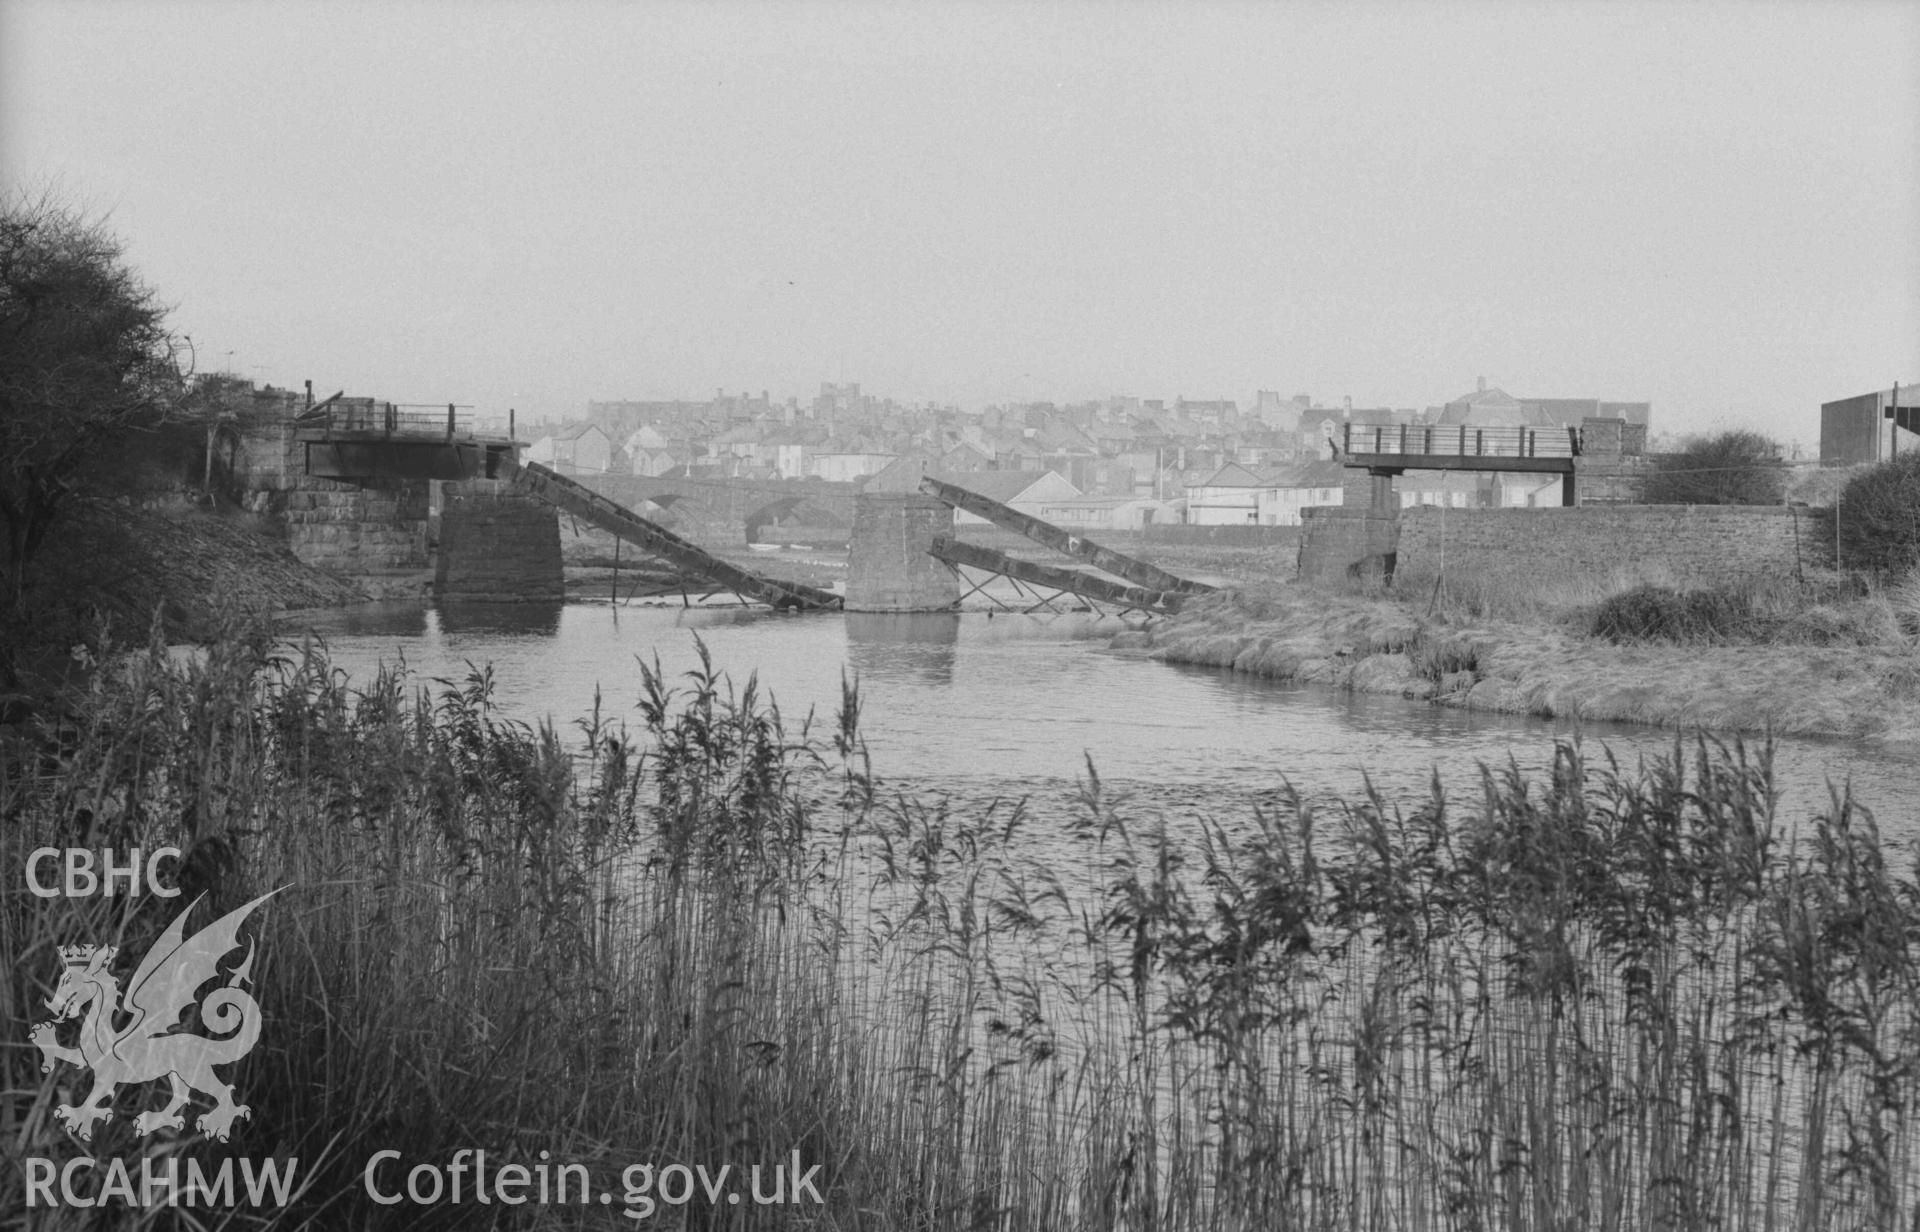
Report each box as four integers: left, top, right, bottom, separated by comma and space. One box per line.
1837, 452, 1920, 574
1587, 583, 1756, 643
1643, 429, 1788, 505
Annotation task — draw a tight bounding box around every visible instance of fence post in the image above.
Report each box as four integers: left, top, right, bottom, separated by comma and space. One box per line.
446, 402, 455, 441
1399, 424, 1408, 453
1458, 424, 1466, 455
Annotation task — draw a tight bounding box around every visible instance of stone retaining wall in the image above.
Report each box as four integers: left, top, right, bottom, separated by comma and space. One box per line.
282, 478, 430, 574
1396, 504, 1837, 583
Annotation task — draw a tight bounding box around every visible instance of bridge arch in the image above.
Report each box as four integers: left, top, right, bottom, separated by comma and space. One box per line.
744, 496, 808, 544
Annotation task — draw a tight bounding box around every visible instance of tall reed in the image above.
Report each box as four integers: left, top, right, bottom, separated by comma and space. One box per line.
4, 625, 1917, 1230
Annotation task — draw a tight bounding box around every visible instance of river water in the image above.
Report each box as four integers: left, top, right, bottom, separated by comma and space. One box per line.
291, 599, 1920, 850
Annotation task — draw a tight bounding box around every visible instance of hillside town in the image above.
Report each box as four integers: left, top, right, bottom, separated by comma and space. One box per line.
518, 379, 1674, 530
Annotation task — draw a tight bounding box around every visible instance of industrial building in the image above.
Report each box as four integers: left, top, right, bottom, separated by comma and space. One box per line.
1820, 385, 1920, 465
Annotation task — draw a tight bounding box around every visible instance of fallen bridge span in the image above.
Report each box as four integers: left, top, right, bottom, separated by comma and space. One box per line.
918, 475, 1215, 598
510, 461, 843, 611
928, 536, 1189, 615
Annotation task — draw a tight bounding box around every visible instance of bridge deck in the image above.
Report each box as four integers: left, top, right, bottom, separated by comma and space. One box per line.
294, 400, 494, 441
1343, 452, 1574, 474
918, 475, 1214, 598
1342, 423, 1579, 474
512, 462, 843, 611
295, 401, 520, 482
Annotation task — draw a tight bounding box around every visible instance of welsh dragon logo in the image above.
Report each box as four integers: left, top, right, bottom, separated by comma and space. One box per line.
30, 889, 281, 1143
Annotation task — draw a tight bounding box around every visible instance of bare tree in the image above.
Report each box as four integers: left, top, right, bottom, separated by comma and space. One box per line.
0, 194, 189, 615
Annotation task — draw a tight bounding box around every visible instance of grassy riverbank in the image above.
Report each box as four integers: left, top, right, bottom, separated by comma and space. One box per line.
3, 500, 368, 700
1129, 569, 1920, 742
5, 631, 1920, 1229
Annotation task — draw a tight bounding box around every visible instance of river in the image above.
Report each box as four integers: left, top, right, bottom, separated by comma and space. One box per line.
290, 599, 1920, 850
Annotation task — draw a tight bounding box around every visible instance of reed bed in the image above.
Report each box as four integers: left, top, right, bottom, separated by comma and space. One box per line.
4, 627, 1919, 1230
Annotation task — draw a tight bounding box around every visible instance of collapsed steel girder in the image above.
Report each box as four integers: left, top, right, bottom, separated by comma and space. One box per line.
512, 461, 843, 611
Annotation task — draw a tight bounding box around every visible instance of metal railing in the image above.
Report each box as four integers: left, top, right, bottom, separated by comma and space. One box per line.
297, 401, 477, 440
1343, 422, 1582, 459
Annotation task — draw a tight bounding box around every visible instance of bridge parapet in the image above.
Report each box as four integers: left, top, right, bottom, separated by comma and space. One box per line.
294, 401, 488, 442
1341, 422, 1581, 508
1342, 422, 1581, 464
289, 398, 519, 482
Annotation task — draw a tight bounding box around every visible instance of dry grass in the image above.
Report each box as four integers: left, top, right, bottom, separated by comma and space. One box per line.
1391, 556, 1692, 626
1140, 564, 1920, 739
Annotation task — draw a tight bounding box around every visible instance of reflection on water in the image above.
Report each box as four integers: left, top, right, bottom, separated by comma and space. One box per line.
293, 602, 431, 640
844, 612, 961, 687
438, 601, 564, 637
290, 602, 1920, 849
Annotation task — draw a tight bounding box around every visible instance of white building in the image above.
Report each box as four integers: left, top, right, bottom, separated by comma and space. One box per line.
1251, 461, 1347, 526
1189, 460, 1348, 526
1186, 463, 1269, 524
528, 423, 613, 474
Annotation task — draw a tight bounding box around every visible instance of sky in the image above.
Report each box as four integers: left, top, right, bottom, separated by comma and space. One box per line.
3, 1, 1916, 446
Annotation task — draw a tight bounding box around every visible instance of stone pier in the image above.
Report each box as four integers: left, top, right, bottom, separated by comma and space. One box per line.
844, 493, 959, 612
1298, 467, 1400, 584
224, 409, 435, 596
1297, 508, 1401, 584
435, 479, 564, 602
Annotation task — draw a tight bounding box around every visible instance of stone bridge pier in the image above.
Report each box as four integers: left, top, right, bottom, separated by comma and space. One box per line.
1296, 468, 1400, 584
844, 493, 959, 612
434, 479, 565, 602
